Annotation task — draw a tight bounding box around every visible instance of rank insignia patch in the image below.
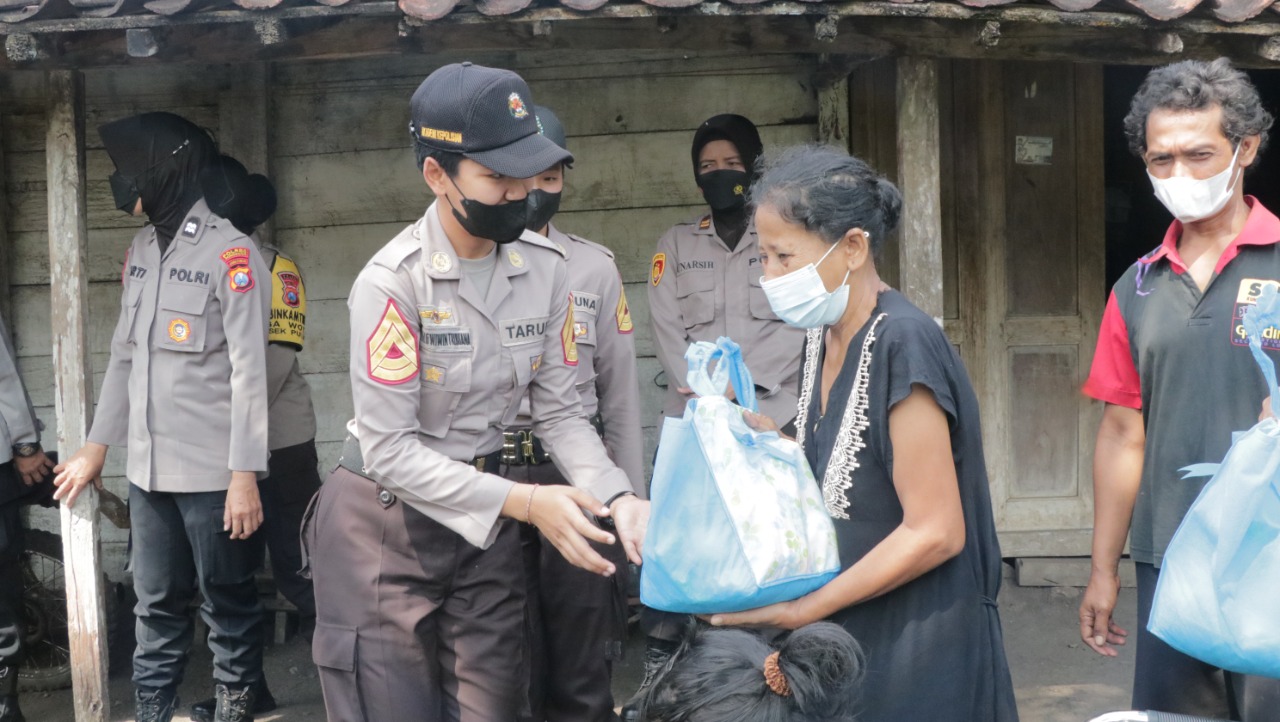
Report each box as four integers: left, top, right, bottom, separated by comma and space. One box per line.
220, 247, 255, 294
168, 318, 191, 343
650, 253, 666, 287
561, 295, 579, 367
367, 299, 419, 386
698, 216, 711, 230
423, 364, 445, 385
181, 218, 200, 237
530, 353, 543, 373
616, 288, 634, 334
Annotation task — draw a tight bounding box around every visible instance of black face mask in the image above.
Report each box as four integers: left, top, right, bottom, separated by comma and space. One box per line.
447, 177, 528, 245
109, 170, 140, 212
525, 189, 561, 232
697, 169, 751, 212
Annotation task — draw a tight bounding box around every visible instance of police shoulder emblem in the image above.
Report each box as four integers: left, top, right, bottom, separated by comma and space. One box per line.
431, 251, 453, 274
508, 250, 525, 269
168, 318, 191, 343
508, 93, 529, 120
220, 247, 255, 294
650, 253, 667, 287
367, 299, 419, 386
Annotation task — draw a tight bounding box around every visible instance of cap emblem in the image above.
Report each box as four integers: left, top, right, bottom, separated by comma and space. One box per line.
508, 93, 529, 120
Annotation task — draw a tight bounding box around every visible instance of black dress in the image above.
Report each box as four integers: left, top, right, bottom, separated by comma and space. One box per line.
798, 289, 1018, 722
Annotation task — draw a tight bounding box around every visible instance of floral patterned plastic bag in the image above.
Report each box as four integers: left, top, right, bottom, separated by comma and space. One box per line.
640, 337, 840, 614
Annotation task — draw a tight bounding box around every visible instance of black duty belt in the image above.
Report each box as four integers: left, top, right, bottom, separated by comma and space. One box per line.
502, 414, 604, 466
336, 434, 501, 481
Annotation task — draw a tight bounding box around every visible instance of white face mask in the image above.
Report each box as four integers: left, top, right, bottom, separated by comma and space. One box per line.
1148, 145, 1241, 223
760, 241, 851, 329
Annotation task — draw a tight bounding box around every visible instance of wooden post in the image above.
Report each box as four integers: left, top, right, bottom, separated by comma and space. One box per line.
817, 55, 852, 152
0, 110, 12, 323
45, 68, 109, 722
219, 63, 274, 247
895, 56, 944, 322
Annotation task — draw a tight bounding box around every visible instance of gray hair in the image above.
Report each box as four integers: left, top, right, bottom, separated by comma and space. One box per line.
749, 144, 902, 256
1124, 58, 1273, 158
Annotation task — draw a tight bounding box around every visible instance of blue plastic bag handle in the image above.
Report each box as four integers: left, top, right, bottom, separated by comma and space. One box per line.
685, 337, 758, 412
1242, 284, 1280, 403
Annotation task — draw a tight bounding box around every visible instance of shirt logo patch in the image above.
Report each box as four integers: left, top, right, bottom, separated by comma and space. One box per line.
270, 255, 306, 349
367, 299, 419, 386
168, 318, 191, 343
616, 288, 634, 334
420, 304, 457, 326
220, 247, 255, 294
1233, 278, 1280, 349
423, 328, 473, 353
574, 321, 589, 339
650, 253, 666, 286
500, 317, 549, 347
562, 296, 579, 367
278, 272, 301, 308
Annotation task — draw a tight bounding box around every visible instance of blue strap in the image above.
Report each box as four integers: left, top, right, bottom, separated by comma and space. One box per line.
683, 337, 758, 412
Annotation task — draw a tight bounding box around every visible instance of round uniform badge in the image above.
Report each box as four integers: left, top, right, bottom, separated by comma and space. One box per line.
431, 251, 453, 274
168, 318, 191, 343
508, 250, 524, 269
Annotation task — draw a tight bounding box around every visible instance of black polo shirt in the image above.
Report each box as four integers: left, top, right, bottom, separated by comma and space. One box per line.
1084, 196, 1280, 567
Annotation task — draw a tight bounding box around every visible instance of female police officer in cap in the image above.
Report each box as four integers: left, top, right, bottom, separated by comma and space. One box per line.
305, 62, 648, 722
54, 112, 272, 722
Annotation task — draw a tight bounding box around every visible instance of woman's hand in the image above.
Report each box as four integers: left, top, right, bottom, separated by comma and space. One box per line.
510, 484, 619, 576
52, 443, 108, 507
743, 410, 779, 433
224, 471, 264, 540
703, 599, 812, 630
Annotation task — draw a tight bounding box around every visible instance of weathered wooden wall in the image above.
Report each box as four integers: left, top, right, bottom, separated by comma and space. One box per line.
1, 50, 820, 577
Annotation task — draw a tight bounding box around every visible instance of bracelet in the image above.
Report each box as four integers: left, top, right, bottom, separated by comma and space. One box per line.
525, 485, 538, 524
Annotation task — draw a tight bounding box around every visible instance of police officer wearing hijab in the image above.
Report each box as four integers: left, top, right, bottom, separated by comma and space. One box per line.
54, 112, 272, 722
513, 105, 645, 722
305, 63, 648, 722
629, 115, 806, 720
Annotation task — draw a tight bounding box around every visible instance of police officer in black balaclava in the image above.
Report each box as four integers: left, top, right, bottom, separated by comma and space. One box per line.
690, 114, 763, 250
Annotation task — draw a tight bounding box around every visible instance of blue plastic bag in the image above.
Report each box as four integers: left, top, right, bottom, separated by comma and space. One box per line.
1148, 285, 1280, 678
640, 337, 840, 614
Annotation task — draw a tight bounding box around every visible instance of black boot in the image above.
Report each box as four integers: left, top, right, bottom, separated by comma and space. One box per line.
214, 682, 256, 722
135, 686, 179, 722
190, 677, 277, 722
619, 638, 679, 722
0, 666, 24, 722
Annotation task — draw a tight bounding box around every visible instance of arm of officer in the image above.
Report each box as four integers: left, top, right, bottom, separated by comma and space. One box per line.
349, 265, 517, 550
744, 330, 804, 413
647, 228, 691, 394
265, 344, 296, 408
0, 314, 39, 450
594, 271, 646, 498
530, 263, 649, 565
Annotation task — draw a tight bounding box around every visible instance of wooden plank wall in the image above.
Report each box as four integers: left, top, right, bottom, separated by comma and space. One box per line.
1, 51, 820, 577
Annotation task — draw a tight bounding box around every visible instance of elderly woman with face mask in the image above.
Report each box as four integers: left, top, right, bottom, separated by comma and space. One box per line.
706, 144, 1018, 722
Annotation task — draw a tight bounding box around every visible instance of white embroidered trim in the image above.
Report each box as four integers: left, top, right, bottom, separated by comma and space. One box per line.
794, 327, 823, 450
795, 314, 887, 520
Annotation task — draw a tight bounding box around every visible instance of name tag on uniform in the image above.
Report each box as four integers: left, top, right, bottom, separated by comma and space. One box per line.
573, 292, 601, 317
501, 316, 549, 346
423, 327, 472, 353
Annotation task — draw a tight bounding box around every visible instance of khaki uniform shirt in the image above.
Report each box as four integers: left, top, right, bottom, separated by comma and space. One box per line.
347, 203, 633, 549
88, 199, 271, 491
647, 214, 805, 425
262, 247, 317, 451
515, 224, 645, 497
0, 314, 40, 466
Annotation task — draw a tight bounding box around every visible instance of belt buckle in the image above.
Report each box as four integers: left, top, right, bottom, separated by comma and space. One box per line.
520, 431, 536, 465
501, 432, 521, 466
474, 456, 486, 472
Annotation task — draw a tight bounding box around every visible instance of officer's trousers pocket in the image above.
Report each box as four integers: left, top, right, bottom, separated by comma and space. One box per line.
297, 488, 322, 581
313, 622, 365, 721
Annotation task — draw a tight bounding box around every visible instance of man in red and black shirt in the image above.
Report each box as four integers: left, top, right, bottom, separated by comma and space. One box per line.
1081, 58, 1280, 719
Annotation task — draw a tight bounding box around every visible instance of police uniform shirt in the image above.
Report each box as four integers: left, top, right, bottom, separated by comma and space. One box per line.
647, 213, 806, 425
262, 247, 318, 452
514, 224, 645, 496
1085, 196, 1280, 566
88, 198, 272, 491
347, 202, 633, 549
0, 314, 39, 467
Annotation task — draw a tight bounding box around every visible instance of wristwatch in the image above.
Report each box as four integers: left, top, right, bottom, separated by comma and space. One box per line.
598, 491, 636, 531
12, 443, 40, 458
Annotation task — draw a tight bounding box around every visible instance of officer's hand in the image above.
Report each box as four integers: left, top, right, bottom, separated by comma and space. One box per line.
224, 471, 264, 540
513, 485, 618, 576
605, 495, 649, 566
15, 450, 54, 486
52, 443, 107, 507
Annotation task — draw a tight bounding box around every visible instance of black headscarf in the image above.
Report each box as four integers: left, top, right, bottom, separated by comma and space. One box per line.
99, 112, 217, 249
690, 114, 763, 250
199, 154, 278, 237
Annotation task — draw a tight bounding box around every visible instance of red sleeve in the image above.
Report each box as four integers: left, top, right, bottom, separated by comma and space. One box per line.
1082, 291, 1142, 409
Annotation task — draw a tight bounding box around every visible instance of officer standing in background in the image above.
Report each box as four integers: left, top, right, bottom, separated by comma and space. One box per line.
0, 314, 54, 722
191, 161, 317, 722
511, 105, 645, 722
53, 112, 271, 722
630, 114, 805, 719
305, 62, 648, 722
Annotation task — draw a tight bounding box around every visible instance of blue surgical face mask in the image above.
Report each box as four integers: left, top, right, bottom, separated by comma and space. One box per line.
760, 241, 851, 329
